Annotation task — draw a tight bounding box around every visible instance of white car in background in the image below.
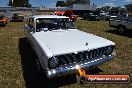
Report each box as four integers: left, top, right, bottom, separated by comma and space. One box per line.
24, 15, 116, 78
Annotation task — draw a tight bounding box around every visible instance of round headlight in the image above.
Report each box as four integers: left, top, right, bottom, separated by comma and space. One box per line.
105, 47, 113, 55
49, 57, 59, 68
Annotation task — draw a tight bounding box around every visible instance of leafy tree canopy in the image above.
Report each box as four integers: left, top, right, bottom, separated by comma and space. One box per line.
8, 0, 32, 7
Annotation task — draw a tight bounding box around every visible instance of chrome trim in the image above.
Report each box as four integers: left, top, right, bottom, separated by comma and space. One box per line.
49, 46, 114, 67
46, 55, 113, 78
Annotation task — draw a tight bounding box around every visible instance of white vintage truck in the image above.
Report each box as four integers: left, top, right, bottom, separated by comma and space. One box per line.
109, 16, 132, 34
24, 15, 115, 78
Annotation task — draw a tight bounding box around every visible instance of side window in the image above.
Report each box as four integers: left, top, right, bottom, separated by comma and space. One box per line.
36, 19, 52, 30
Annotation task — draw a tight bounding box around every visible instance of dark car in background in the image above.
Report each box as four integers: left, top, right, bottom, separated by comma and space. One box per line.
11, 13, 24, 22
109, 16, 132, 34
82, 13, 101, 21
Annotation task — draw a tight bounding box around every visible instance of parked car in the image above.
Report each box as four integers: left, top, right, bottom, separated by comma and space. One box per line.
0, 15, 8, 26
55, 11, 64, 16
82, 13, 101, 21
100, 13, 118, 21
11, 13, 24, 22
24, 15, 116, 78
55, 10, 77, 22
63, 10, 77, 22
109, 16, 132, 34
109, 13, 118, 20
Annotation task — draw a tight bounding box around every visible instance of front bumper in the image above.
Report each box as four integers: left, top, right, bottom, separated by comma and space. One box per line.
47, 55, 113, 78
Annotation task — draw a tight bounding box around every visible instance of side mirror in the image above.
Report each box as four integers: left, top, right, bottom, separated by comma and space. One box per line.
24, 24, 30, 31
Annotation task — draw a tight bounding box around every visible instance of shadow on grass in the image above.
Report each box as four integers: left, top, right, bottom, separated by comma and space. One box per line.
0, 24, 6, 27
10, 20, 23, 22
19, 37, 103, 88
80, 18, 101, 21
106, 29, 132, 38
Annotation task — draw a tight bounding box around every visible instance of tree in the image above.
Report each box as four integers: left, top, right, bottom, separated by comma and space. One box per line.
66, 0, 89, 6
56, 1, 66, 7
22, 0, 32, 7
101, 6, 111, 12
8, 0, 32, 7
125, 4, 132, 12
7, 0, 13, 7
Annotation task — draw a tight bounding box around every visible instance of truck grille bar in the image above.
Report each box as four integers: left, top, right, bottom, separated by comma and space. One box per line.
51, 46, 114, 68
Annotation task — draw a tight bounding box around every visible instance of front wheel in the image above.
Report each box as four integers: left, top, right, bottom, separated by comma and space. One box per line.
118, 26, 125, 34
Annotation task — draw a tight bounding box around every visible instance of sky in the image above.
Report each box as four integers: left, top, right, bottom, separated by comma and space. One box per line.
0, 0, 132, 7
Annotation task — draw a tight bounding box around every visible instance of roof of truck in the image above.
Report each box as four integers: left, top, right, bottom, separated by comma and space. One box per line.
31, 15, 69, 19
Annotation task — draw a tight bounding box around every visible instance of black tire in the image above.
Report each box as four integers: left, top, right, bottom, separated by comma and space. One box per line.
105, 17, 109, 21
118, 26, 125, 34
0, 23, 6, 27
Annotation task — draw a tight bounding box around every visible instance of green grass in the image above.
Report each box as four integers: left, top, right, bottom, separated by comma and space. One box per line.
0, 20, 132, 88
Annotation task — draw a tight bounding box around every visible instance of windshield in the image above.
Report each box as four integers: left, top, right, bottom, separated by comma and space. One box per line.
36, 18, 76, 31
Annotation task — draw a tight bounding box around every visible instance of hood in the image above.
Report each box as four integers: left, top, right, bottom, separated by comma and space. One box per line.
33, 29, 115, 58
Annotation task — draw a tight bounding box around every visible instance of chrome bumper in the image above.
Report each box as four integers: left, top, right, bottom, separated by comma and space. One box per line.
47, 55, 113, 78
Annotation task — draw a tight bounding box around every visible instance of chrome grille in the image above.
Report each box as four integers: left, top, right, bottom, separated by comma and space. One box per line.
51, 46, 114, 68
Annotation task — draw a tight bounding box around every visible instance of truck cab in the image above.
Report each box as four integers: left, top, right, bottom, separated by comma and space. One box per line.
25, 15, 115, 78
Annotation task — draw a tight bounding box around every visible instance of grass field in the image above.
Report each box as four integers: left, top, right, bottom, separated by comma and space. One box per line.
0, 20, 132, 88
